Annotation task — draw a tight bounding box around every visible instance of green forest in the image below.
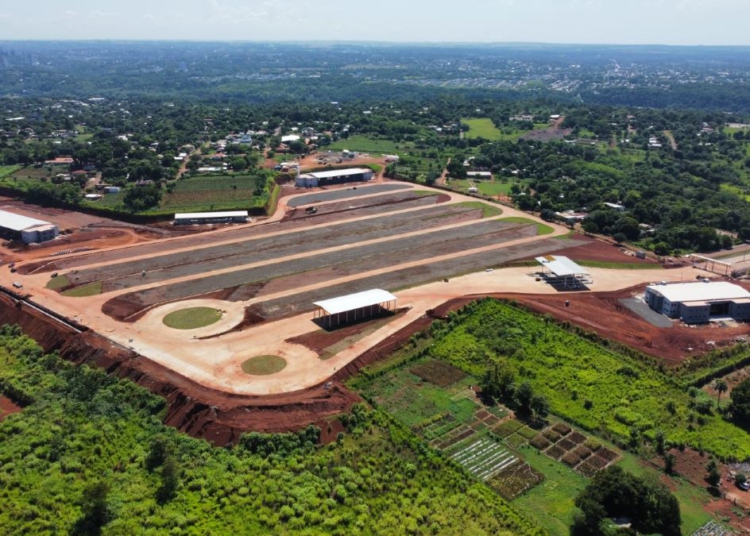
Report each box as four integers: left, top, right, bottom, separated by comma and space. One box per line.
0, 325, 540, 536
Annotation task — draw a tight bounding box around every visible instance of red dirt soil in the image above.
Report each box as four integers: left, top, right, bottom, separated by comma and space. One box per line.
544, 237, 659, 266
0, 395, 22, 421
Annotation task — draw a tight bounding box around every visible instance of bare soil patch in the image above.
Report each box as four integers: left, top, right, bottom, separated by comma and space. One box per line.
0, 395, 22, 421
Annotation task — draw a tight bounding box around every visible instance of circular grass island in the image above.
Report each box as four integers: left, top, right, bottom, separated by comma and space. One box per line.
241, 355, 287, 376
163, 307, 223, 330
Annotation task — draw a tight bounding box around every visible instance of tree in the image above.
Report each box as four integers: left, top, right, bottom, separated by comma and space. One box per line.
728, 378, 750, 426
713, 379, 728, 408
75, 480, 112, 535
156, 454, 180, 504
572, 466, 681, 536
123, 183, 162, 212
706, 460, 721, 488
613, 232, 627, 244
581, 221, 599, 235
529, 393, 549, 420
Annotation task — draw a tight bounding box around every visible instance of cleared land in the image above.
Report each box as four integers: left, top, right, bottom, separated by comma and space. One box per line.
3, 180, 713, 400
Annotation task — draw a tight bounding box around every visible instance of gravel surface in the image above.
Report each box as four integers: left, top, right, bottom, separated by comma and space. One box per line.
75, 204, 484, 286
102, 221, 535, 314
31, 190, 432, 274
287, 183, 411, 207
249, 238, 587, 320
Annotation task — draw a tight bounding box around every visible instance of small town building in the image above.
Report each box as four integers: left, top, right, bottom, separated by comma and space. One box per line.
295, 168, 374, 188
173, 211, 249, 225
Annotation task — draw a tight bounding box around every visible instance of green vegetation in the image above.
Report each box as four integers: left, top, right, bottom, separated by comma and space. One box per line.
327, 136, 411, 155
0, 165, 20, 180
0, 326, 541, 535
45, 274, 70, 290
162, 307, 222, 330
416, 300, 750, 459
499, 217, 555, 235
241, 355, 288, 375
61, 282, 102, 297
512, 443, 588, 534
361, 365, 477, 428
454, 201, 503, 218
462, 118, 503, 141
571, 466, 681, 536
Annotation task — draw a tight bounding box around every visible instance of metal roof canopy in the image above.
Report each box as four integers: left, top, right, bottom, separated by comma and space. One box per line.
0, 209, 52, 232
536, 255, 590, 277
174, 210, 248, 220
314, 289, 397, 316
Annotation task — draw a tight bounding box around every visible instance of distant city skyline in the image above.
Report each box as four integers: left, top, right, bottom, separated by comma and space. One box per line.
1, 0, 749, 46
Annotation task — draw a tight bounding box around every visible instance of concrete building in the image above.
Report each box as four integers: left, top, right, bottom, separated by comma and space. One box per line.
296, 167, 374, 188
0, 209, 59, 244
467, 171, 492, 180
174, 211, 249, 225
644, 281, 750, 323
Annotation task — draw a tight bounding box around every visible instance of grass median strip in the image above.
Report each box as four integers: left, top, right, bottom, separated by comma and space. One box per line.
241, 355, 287, 375
61, 281, 102, 297
163, 307, 222, 330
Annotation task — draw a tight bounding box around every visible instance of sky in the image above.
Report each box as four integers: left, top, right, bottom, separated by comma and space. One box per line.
0, 0, 749, 46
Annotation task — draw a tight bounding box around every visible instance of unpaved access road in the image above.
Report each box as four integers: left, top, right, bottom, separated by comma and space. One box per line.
3, 180, 703, 397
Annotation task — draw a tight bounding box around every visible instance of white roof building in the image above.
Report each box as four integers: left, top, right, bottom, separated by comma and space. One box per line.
314, 289, 397, 316
646, 282, 750, 304
0, 209, 52, 232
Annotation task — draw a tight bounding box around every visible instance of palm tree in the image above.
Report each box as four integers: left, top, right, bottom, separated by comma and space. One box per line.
714, 379, 728, 408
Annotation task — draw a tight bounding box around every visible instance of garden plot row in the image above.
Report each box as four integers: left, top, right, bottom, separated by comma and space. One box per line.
102, 221, 535, 320
449, 438, 518, 481
247, 236, 585, 321
530, 422, 620, 477
72, 202, 481, 287
286, 183, 411, 207
28, 190, 438, 275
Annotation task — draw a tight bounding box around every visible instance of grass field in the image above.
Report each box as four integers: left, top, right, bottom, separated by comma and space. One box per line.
61, 282, 102, 297
162, 307, 222, 330
462, 118, 502, 141
448, 179, 519, 197
45, 274, 70, 290
159, 175, 263, 212
241, 355, 287, 375
454, 201, 503, 218
512, 443, 588, 535
0, 165, 21, 180
499, 217, 555, 235
327, 136, 413, 155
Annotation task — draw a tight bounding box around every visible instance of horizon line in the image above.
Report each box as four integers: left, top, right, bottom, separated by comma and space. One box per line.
1, 39, 749, 48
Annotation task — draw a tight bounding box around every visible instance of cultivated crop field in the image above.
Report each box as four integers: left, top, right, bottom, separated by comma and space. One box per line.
160, 175, 267, 212
359, 357, 545, 498
416, 299, 750, 460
